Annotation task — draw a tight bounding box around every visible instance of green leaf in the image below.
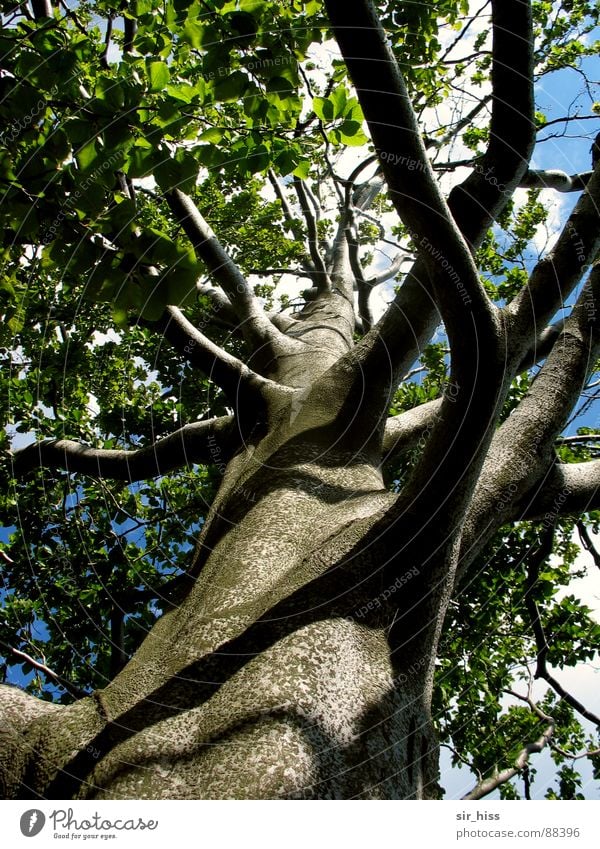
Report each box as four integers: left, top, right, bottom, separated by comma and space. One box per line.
164, 83, 197, 103
147, 60, 170, 92
213, 71, 249, 103
329, 86, 347, 118
313, 96, 334, 122
197, 127, 225, 144
125, 144, 161, 178
338, 120, 368, 146
76, 140, 99, 172
154, 149, 199, 193
292, 160, 310, 179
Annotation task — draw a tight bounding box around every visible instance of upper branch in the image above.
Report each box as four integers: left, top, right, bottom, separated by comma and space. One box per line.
0, 642, 87, 699
520, 169, 591, 193
448, 0, 535, 249
325, 0, 496, 356
510, 165, 600, 341
459, 266, 600, 578
347, 0, 534, 386
152, 306, 284, 408
293, 178, 331, 291
10, 415, 237, 483
165, 190, 284, 349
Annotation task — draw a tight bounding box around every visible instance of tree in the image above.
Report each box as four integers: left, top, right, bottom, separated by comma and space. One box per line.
1, 0, 600, 800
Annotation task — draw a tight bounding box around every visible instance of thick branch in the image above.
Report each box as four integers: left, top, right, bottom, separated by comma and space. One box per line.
371, 253, 408, 287
165, 190, 282, 349
325, 0, 494, 351
518, 319, 565, 371
0, 684, 63, 798
31, 0, 51, 17
195, 283, 237, 326
520, 169, 591, 193
154, 306, 281, 407
123, 11, 136, 54
460, 267, 600, 577
10, 415, 237, 482
327, 0, 507, 535
345, 216, 373, 330
448, 0, 535, 248
511, 166, 600, 338
349, 0, 534, 387
382, 399, 442, 468
519, 460, 600, 522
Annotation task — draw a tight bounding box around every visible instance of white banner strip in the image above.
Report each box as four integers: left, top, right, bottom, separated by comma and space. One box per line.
1, 800, 600, 848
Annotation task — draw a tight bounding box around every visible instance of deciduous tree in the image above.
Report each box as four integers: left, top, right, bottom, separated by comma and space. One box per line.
1, 0, 599, 800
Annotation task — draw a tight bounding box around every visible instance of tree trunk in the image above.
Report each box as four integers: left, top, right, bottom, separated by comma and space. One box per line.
1, 427, 444, 800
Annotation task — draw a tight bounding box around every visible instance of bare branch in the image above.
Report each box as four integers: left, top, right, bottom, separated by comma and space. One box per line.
428, 94, 492, 151
523, 530, 600, 728
0, 642, 87, 699
551, 744, 600, 762
371, 252, 409, 287
557, 435, 600, 446
293, 178, 331, 292
10, 415, 237, 482
463, 686, 555, 800
524, 526, 556, 678
576, 520, 600, 570
267, 169, 295, 226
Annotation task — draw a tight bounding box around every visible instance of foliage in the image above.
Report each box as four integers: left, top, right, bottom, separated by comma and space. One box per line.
1, 0, 600, 799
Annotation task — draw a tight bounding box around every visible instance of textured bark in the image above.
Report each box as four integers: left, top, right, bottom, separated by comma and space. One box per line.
2, 413, 443, 800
